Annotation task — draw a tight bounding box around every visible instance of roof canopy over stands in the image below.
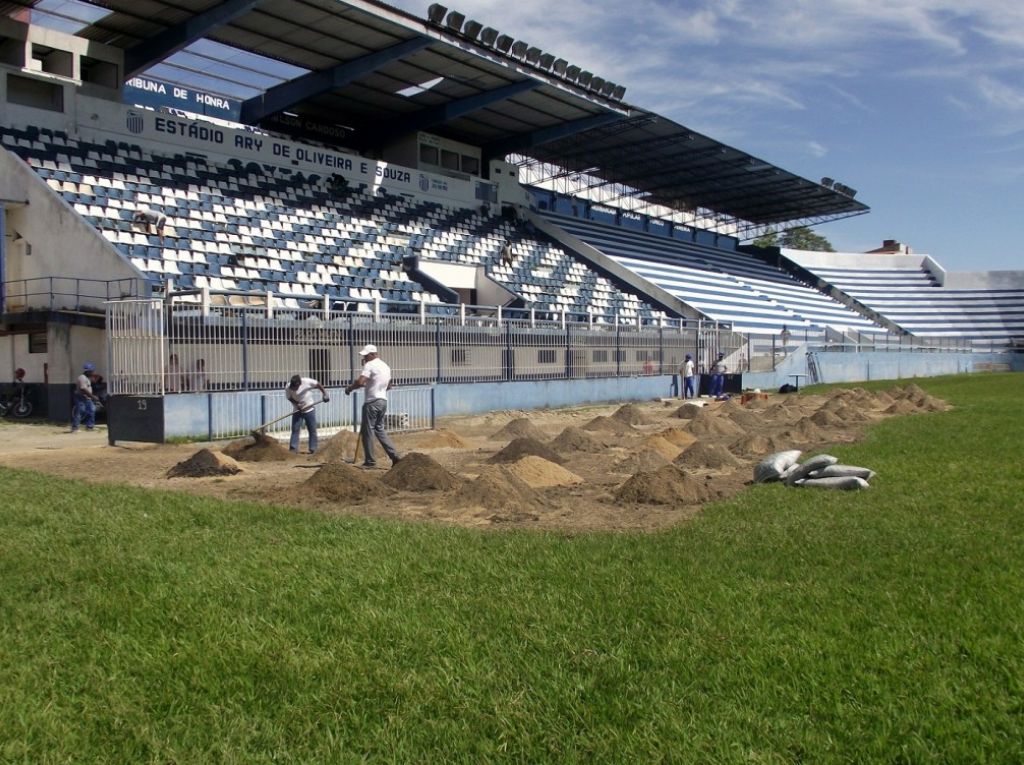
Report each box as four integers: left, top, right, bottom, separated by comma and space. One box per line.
5, 0, 868, 235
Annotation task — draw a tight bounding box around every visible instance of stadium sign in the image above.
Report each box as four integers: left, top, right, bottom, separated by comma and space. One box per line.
124, 76, 241, 121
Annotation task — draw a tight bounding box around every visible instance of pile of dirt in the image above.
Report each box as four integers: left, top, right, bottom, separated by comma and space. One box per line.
222, 435, 292, 462
488, 437, 564, 465
809, 408, 847, 429
885, 399, 921, 415
380, 452, 460, 492
658, 427, 697, 449
744, 396, 772, 409
611, 403, 650, 426
920, 394, 950, 412
452, 465, 540, 513
549, 426, 606, 453
642, 434, 682, 461
506, 456, 583, 488
299, 462, 395, 503
672, 403, 704, 419
615, 465, 710, 505
490, 417, 546, 442
726, 409, 767, 430
728, 433, 788, 457
614, 448, 672, 474
316, 430, 359, 463
166, 448, 242, 478
674, 441, 742, 470
871, 389, 896, 406
792, 417, 828, 441
685, 413, 745, 438
397, 429, 470, 449
583, 415, 634, 435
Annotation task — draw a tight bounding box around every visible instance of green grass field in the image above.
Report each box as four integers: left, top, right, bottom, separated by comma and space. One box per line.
2, 373, 1022, 764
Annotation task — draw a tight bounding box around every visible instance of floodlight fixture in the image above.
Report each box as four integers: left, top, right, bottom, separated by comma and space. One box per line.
599, 80, 615, 97
445, 10, 465, 32
552, 58, 568, 75
426, 3, 448, 24
611, 84, 626, 100
565, 64, 581, 81
578, 70, 592, 87
495, 34, 514, 52
820, 177, 834, 187
538, 53, 555, 70
509, 40, 528, 59
525, 46, 542, 64
480, 27, 499, 46
590, 76, 605, 93
463, 19, 483, 39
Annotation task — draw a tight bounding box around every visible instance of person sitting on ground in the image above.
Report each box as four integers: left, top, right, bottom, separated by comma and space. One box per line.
344, 344, 402, 470
285, 375, 328, 455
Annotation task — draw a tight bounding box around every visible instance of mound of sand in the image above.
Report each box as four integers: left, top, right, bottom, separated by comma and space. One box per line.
222, 434, 292, 462
380, 452, 461, 492
506, 456, 583, 488
673, 403, 704, 419
642, 434, 682, 461
611, 403, 650, 426
658, 427, 697, 449
300, 462, 395, 503
166, 448, 242, 478
674, 441, 742, 469
393, 429, 470, 451
920, 395, 950, 412
728, 433, 789, 457
488, 437, 564, 465
885, 400, 920, 415
685, 414, 745, 438
745, 396, 772, 409
550, 426, 606, 453
726, 409, 767, 430
615, 465, 710, 506
583, 416, 635, 435
490, 417, 546, 442
614, 448, 672, 474
792, 417, 827, 441
316, 429, 359, 463
452, 465, 540, 513
810, 409, 846, 429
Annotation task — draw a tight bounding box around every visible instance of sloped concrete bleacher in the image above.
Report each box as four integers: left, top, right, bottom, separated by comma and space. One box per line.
541, 212, 884, 335
796, 254, 1024, 347
2, 125, 664, 321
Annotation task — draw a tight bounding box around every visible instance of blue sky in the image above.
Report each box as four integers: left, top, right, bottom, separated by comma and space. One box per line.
390, 0, 1023, 272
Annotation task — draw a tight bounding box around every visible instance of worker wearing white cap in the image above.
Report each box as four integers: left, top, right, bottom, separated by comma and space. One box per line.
344, 344, 402, 469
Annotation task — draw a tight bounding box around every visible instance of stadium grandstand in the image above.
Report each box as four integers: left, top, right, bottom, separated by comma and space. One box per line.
0, 0, 1019, 442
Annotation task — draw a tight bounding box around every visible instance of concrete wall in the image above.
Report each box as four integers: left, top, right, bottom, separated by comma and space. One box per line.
741, 345, 1015, 391
0, 147, 143, 303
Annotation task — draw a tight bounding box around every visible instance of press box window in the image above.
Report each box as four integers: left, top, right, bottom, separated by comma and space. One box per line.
419, 144, 439, 165
538, 349, 556, 364
7, 74, 64, 112
451, 348, 468, 366
440, 149, 460, 171
592, 350, 608, 363
461, 155, 480, 175
28, 332, 48, 354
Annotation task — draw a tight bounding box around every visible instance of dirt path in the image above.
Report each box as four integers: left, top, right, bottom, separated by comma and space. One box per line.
0, 385, 942, 532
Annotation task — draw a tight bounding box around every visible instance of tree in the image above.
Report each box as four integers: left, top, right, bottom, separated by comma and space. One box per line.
751, 226, 834, 252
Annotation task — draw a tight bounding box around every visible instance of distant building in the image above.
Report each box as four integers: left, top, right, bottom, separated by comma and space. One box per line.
868, 239, 913, 254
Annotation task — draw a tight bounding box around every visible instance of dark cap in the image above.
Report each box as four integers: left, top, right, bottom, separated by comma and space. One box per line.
289, 375, 301, 389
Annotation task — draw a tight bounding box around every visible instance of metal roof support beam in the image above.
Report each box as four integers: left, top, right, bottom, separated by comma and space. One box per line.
483, 112, 626, 159
124, 0, 271, 79
372, 80, 540, 144
239, 36, 432, 124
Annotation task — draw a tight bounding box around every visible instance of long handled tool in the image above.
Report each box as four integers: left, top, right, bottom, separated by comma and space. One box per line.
250, 399, 325, 442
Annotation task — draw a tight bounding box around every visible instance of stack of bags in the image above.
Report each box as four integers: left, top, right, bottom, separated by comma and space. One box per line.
754, 450, 876, 490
